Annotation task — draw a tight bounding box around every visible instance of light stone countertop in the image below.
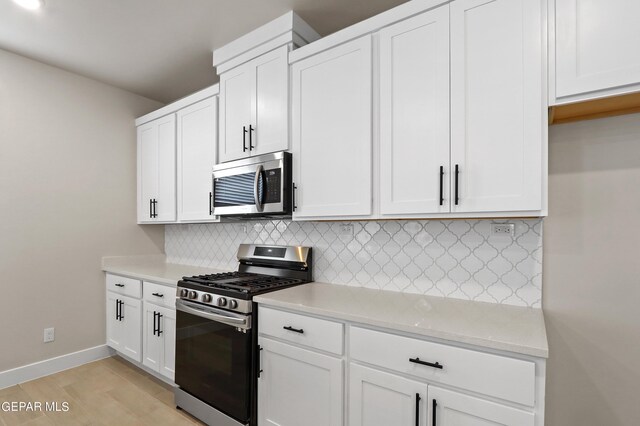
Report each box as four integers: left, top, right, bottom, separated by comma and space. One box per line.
101, 255, 224, 287
254, 282, 549, 358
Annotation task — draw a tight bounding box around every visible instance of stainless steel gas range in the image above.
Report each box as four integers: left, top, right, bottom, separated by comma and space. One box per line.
174, 244, 313, 426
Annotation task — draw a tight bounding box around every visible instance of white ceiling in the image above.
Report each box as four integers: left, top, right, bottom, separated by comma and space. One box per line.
0, 0, 407, 103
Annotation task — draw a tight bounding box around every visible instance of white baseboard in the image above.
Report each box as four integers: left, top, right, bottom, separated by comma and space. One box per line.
0, 344, 114, 390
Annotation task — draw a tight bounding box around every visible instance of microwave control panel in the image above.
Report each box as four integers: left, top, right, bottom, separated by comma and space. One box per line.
264, 168, 281, 204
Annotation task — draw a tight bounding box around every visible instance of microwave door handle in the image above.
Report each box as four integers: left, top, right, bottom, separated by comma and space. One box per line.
254, 165, 264, 212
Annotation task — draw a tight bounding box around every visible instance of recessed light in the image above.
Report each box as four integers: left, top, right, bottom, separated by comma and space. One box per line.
12, 0, 44, 10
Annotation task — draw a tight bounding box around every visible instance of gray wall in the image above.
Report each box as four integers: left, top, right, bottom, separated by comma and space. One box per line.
0, 49, 165, 372
544, 113, 640, 425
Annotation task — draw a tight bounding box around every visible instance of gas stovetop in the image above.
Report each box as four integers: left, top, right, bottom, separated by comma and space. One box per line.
176, 244, 313, 312
180, 271, 307, 295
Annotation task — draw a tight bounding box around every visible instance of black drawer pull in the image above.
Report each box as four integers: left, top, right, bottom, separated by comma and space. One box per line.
415, 393, 421, 426
114, 283, 125, 288
151, 292, 164, 298
283, 326, 304, 334
409, 357, 443, 369
433, 399, 437, 426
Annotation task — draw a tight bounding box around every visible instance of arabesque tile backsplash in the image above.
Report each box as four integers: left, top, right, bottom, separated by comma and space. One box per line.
165, 219, 543, 307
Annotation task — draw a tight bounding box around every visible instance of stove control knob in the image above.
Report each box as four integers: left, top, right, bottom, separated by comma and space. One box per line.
180, 289, 189, 298
228, 300, 238, 309
217, 297, 227, 307
202, 294, 212, 303
188, 291, 197, 300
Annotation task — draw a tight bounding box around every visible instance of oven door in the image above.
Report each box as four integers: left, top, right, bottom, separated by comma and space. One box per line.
212, 152, 290, 216
175, 299, 253, 424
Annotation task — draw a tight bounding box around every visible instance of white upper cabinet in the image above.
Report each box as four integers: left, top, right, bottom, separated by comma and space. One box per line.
136, 85, 219, 224
450, 0, 544, 213
137, 115, 176, 223
253, 47, 289, 157
214, 12, 321, 163
379, 5, 450, 216
219, 48, 289, 162
552, 0, 640, 103
219, 65, 254, 162
291, 35, 373, 219
176, 96, 218, 222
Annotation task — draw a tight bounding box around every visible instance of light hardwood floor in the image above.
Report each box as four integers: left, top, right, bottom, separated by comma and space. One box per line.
0, 356, 205, 425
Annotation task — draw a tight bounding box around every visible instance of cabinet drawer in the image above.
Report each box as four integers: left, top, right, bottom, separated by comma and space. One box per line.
350, 326, 535, 407
143, 281, 176, 309
258, 307, 344, 355
106, 274, 142, 299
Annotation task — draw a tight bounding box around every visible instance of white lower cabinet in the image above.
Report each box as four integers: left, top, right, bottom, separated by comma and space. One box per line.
257, 306, 545, 426
106, 292, 142, 362
258, 337, 344, 426
106, 273, 176, 382
142, 302, 176, 381
429, 386, 534, 426
350, 364, 426, 426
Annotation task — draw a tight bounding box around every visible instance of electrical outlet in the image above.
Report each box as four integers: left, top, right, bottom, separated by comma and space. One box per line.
44, 327, 55, 343
491, 223, 515, 237
339, 224, 354, 239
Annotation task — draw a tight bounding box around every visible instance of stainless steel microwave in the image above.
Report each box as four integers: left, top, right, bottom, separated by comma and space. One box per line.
212, 151, 292, 218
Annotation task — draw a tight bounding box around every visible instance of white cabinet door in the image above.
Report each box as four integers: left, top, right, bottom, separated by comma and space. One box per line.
252, 46, 289, 156
120, 295, 142, 362
428, 386, 534, 426
554, 0, 640, 100
137, 121, 159, 223
107, 292, 142, 362
155, 115, 177, 222
291, 35, 373, 219
176, 97, 218, 222
258, 337, 343, 426
142, 303, 176, 380
137, 115, 176, 223
219, 63, 254, 163
159, 305, 176, 381
349, 364, 427, 426
106, 292, 123, 352
450, 0, 543, 213
142, 302, 162, 372
379, 6, 450, 216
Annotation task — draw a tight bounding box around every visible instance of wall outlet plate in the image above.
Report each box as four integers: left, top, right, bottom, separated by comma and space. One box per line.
339, 224, 354, 239
491, 223, 515, 237
44, 327, 55, 343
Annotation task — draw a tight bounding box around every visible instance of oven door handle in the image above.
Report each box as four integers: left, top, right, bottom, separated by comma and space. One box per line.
176, 299, 251, 330
254, 165, 264, 212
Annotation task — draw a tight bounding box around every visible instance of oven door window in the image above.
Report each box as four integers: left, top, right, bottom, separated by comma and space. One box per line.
214, 172, 264, 207
175, 309, 252, 423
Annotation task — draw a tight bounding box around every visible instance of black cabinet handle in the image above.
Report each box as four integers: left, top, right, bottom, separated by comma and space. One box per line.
152, 292, 164, 298
209, 191, 213, 215
115, 299, 119, 321
249, 125, 255, 150
157, 313, 163, 336
432, 399, 437, 426
409, 357, 443, 370
114, 283, 125, 288
149, 199, 153, 218
454, 164, 459, 205
153, 311, 158, 336
117, 300, 124, 321
415, 393, 421, 426
283, 326, 304, 334
292, 183, 297, 212
243, 126, 248, 152
439, 166, 444, 206
257, 345, 263, 378
153, 199, 158, 218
